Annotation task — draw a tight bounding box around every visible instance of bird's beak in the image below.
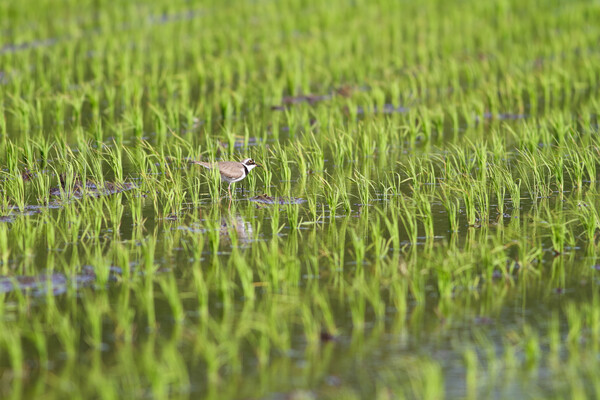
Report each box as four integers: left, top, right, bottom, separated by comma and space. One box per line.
255, 162, 263, 168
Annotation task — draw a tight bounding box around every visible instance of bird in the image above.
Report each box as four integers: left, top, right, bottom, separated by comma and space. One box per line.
190, 158, 260, 198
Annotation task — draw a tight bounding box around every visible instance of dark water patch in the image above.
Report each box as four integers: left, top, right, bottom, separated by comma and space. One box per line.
0, 265, 122, 296
0, 37, 61, 56
271, 94, 332, 110
163, 213, 180, 221
20, 168, 35, 182
146, 9, 205, 25
179, 215, 255, 243
320, 330, 338, 342
0, 70, 9, 85
50, 177, 136, 199
0, 204, 63, 222
354, 104, 409, 115
220, 216, 255, 243
177, 225, 208, 234
472, 315, 495, 325
271, 86, 355, 110
215, 136, 265, 151
474, 112, 529, 123
0, 8, 206, 57
249, 194, 306, 205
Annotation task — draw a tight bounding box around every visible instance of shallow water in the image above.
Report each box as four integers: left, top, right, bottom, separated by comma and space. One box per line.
2, 166, 597, 399
3, 0, 600, 398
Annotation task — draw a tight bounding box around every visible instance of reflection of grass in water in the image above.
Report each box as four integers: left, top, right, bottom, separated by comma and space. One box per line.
2, 0, 600, 398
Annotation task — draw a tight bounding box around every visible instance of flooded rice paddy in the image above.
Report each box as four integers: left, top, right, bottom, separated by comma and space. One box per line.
2, 0, 600, 398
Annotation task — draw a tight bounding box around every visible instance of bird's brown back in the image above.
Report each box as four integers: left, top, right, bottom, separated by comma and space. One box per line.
191, 160, 245, 180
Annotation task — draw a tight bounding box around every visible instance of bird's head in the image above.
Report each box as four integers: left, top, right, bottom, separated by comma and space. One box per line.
241, 158, 260, 171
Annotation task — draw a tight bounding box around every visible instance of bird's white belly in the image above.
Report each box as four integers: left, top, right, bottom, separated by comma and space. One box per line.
220, 173, 244, 183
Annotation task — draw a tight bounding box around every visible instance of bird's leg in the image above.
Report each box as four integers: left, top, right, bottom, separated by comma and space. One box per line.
228, 183, 233, 199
